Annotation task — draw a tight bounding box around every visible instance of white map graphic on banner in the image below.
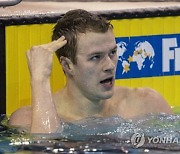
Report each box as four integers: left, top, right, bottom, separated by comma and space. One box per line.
117, 41, 155, 74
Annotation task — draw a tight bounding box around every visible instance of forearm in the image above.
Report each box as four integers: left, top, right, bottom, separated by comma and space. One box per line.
30, 78, 60, 133
26, 36, 67, 133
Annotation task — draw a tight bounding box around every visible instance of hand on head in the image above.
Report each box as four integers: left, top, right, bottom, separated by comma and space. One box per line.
42, 36, 67, 53
26, 36, 67, 80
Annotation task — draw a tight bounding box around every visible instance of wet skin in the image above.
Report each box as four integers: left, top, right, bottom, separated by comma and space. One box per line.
8, 30, 173, 133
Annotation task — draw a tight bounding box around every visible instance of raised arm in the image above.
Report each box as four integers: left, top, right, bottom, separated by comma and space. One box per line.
26, 36, 67, 133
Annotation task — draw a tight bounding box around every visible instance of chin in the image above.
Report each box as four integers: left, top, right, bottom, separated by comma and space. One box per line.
100, 91, 114, 100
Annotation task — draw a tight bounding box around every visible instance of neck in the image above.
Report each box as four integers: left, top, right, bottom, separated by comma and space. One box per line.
63, 79, 105, 119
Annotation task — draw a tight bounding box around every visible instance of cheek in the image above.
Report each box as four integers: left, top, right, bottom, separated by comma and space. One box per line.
82, 70, 95, 81
113, 57, 118, 68
75, 61, 100, 83
79, 69, 98, 86
114, 54, 118, 63
77, 63, 96, 76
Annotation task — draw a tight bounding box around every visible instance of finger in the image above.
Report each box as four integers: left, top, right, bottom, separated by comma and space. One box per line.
44, 36, 67, 52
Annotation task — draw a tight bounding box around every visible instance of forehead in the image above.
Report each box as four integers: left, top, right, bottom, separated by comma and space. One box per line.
77, 30, 116, 55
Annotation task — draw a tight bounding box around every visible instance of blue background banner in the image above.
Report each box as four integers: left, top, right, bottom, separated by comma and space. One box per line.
115, 34, 180, 79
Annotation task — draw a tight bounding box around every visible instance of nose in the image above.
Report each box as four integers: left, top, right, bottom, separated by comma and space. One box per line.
102, 56, 116, 73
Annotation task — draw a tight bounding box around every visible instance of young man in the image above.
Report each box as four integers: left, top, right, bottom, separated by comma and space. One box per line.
8, 9, 173, 133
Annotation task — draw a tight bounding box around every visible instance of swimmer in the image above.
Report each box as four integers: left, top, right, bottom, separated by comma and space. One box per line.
8, 9, 173, 133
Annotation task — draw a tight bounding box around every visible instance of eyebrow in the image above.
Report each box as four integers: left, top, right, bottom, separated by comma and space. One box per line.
89, 45, 117, 56
111, 46, 118, 51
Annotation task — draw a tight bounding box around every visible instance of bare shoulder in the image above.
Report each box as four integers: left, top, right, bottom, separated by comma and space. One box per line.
8, 106, 32, 128
135, 87, 166, 101
114, 86, 173, 114
114, 86, 162, 97
136, 87, 173, 113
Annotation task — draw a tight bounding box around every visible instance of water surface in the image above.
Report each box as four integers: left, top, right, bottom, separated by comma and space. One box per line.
0, 113, 180, 153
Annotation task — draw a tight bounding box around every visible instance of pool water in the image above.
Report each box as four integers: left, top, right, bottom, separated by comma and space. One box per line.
0, 113, 180, 153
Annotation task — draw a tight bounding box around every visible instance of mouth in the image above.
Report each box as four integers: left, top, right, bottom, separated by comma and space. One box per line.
100, 77, 114, 88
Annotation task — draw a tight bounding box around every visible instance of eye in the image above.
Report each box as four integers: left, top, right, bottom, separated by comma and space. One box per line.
109, 49, 117, 57
90, 55, 101, 61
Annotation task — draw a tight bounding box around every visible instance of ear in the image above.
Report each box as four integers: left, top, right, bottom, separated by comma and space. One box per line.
60, 56, 74, 75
